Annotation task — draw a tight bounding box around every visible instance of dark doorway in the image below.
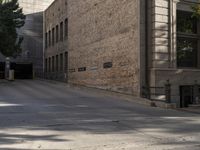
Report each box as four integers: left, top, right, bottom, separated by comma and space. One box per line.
10, 63, 33, 79
0, 62, 5, 79
180, 86, 193, 108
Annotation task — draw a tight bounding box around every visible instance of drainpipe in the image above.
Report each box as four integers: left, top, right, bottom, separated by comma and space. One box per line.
168, 0, 172, 68
145, 0, 149, 88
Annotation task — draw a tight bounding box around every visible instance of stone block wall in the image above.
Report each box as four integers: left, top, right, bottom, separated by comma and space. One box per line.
150, 0, 171, 69
44, 0, 68, 81
149, 0, 200, 106
68, 0, 141, 95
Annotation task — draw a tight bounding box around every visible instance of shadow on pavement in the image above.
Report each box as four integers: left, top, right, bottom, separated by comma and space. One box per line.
0, 80, 200, 149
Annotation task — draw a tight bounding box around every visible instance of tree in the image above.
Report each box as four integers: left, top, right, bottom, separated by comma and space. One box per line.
0, 0, 25, 57
192, 1, 200, 19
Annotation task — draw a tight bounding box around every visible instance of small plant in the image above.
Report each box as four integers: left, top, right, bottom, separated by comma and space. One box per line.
192, 2, 200, 19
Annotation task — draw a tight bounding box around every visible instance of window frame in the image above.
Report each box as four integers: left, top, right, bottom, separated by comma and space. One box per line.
56, 25, 59, 43
48, 57, 51, 73
48, 30, 51, 47
60, 53, 63, 72
56, 55, 59, 72
176, 10, 200, 69
60, 22, 64, 41
64, 18, 68, 40
52, 28, 55, 46
45, 32, 48, 49
52, 56, 55, 72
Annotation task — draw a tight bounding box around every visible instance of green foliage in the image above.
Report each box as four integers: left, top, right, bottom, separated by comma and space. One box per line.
192, 3, 200, 19
0, 0, 25, 57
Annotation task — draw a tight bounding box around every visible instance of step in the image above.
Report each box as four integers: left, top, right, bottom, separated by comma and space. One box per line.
188, 104, 200, 108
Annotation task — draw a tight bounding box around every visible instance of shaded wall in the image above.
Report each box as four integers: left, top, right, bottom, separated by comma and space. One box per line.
16, 0, 54, 77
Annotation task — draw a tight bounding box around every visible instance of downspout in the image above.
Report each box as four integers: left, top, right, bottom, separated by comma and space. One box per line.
168, 0, 172, 68
145, 0, 149, 88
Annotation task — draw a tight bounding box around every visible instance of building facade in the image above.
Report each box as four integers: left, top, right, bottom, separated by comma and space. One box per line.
44, 0, 68, 81
68, 0, 141, 95
17, 0, 54, 77
148, 0, 200, 107
44, 0, 200, 107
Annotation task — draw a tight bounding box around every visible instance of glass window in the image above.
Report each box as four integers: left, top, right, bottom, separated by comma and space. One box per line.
52, 56, 55, 72
49, 30, 51, 47
45, 32, 48, 48
52, 28, 55, 46
60, 53, 63, 71
45, 59, 48, 72
177, 10, 199, 68
56, 25, 59, 43
49, 57, 51, 72
60, 22, 63, 41
177, 10, 197, 34
65, 18, 68, 39
56, 55, 59, 72
177, 38, 197, 68
65, 52, 68, 72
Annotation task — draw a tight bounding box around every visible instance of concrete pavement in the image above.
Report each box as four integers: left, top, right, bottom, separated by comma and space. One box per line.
0, 80, 200, 150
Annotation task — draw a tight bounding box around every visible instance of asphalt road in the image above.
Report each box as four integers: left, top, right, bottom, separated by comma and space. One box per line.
0, 80, 200, 150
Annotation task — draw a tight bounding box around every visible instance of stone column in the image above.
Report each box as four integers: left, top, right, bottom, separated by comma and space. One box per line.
170, 0, 180, 68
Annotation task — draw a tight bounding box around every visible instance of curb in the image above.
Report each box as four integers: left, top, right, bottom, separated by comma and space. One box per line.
36, 78, 177, 109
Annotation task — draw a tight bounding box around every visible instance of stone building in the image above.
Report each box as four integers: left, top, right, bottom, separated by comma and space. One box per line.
44, 0, 200, 107
16, 0, 54, 77
44, 0, 68, 81
147, 0, 200, 107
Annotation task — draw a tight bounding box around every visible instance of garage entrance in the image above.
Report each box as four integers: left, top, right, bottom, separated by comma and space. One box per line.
10, 63, 33, 79
0, 62, 5, 79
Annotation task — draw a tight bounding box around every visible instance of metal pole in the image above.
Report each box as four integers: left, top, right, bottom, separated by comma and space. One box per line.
165, 80, 171, 103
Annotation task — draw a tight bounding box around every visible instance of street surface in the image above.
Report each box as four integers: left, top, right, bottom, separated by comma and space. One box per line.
0, 80, 200, 150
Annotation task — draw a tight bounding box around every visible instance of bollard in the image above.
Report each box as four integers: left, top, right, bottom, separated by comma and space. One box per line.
165, 80, 171, 103
193, 80, 199, 104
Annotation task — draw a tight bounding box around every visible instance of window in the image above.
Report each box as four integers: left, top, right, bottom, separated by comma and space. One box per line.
60, 22, 63, 41
177, 10, 199, 68
64, 18, 68, 39
45, 32, 48, 48
56, 55, 59, 72
52, 56, 55, 72
177, 38, 197, 67
45, 58, 48, 72
56, 25, 59, 43
48, 57, 51, 72
60, 53, 63, 72
52, 28, 55, 46
49, 30, 51, 47
65, 52, 68, 72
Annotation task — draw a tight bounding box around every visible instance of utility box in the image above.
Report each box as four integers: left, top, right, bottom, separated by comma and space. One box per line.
8, 70, 14, 81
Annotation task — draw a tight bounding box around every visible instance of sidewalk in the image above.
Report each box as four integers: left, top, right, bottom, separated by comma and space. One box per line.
179, 107, 200, 114
37, 78, 177, 109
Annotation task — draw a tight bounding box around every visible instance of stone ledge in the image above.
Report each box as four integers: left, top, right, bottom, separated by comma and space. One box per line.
151, 101, 177, 109
189, 104, 200, 108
